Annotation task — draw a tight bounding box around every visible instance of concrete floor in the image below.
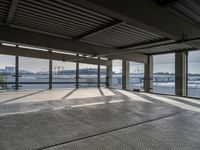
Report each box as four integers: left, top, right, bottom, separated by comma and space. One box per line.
0, 88, 200, 150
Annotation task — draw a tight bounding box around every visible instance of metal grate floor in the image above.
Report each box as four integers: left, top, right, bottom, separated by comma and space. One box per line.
0, 89, 199, 150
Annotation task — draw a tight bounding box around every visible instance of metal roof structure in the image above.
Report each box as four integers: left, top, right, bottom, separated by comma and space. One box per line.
0, 0, 200, 58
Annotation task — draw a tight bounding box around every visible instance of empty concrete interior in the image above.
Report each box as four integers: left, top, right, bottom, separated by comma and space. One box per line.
0, 0, 200, 149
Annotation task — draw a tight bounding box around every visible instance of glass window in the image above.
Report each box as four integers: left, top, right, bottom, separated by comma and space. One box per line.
79, 63, 98, 87
0, 54, 15, 90
153, 54, 175, 94
100, 65, 107, 87
129, 62, 144, 91
112, 59, 122, 89
19, 57, 49, 89
188, 51, 200, 98
52, 61, 76, 88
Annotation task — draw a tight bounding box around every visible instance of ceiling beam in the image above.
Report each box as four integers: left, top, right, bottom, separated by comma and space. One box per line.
70, 0, 200, 40
6, 0, 20, 25
0, 45, 111, 66
118, 38, 173, 49
0, 25, 148, 63
108, 53, 148, 64
75, 20, 123, 40
0, 25, 119, 56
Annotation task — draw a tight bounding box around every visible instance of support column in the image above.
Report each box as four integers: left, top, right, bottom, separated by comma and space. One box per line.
15, 56, 19, 90
106, 60, 112, 88
144, 55, 153, 92
76, 54, 79, 89
97, 57, 100, 88
175, 52, 187, 96
122, 60, 129, 90
49, 59, 52, 89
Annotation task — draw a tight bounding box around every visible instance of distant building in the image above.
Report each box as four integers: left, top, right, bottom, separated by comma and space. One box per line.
5, 67, 15, 74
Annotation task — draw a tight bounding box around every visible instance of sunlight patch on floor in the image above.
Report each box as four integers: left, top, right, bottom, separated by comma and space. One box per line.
66, 88, 101, 99
6, 89, 74, 104
141, 93, 200, 112
117, 90, 153, 103
101, 88, 115, 96
168, 96, 200, 105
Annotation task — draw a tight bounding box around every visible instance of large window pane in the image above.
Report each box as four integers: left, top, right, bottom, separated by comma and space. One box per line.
188, 50, 200, 98
153, 54, 175, 94
0, 54, 15, 90
52, 61, 76, 88
112, 59, 122, 89
19, 57, 49, 89
79, 63, 97, 87
100, 65, 106, 87
129, 62, 144, 91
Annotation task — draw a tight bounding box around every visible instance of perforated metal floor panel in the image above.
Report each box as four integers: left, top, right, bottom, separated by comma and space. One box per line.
0, 89, 199, 150
45, 111, 200, 150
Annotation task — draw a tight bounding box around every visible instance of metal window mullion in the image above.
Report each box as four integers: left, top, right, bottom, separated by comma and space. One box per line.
49, 59, 52, 89
76, 54, 79, 89
97, 57, 100, 88
15, 56, 19, 90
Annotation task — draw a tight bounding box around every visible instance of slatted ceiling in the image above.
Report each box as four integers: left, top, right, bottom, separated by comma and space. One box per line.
21, 0, 108, 24
42, 0, 113, 23
137, 43, 192, 54
55, 0, 113, 21
12, 19, 85, 37
13, 14, 90, 33
0, 0, 10, 23
167, 0, 200, 28
15, 7, 99, 29
12, 0, 117, 37
82, 23, 165, 48
122, 23, 163, 38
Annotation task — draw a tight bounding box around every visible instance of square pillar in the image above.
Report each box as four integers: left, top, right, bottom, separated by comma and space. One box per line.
144, 55, 153, 92
175, 52, 187, 96
122, 60, 129, 90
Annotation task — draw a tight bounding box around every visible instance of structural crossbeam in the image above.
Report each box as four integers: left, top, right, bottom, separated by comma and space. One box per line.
6, 0, 20, 24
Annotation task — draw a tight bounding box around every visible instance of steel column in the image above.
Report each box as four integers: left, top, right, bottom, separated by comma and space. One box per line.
15, 56, 19, 90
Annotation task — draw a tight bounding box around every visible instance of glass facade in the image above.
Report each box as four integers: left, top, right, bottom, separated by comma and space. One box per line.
188, 51, 200, 98
100, 65, 107, 87
0, 54, 15, 90
79, 63, 98, 87
19, 57, 49, 89
129, 62, 144, 91
153, 54, 175, 94
112, 59, 122, 89
1, 50, 200, 99
52, 61, 76, 88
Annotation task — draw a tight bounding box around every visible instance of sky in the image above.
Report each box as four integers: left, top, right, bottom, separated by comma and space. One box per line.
0, 51, 200, 74
0, 55, 98, 73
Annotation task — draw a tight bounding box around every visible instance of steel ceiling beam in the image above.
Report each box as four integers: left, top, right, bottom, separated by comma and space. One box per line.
118, 38, 173, 49
70, 0, 200, 40
75, 20, 123, 40
6, 0, 20, 24
0, 25, 118, 56
0, 45, 111, 66
0, 25, 148, 63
